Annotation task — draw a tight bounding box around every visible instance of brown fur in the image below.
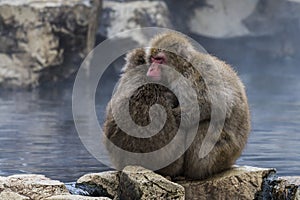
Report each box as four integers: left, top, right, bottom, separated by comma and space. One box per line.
103, 32, 250, 180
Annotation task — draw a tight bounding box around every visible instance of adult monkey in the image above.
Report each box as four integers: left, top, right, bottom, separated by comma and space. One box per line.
104, 32, 250, 180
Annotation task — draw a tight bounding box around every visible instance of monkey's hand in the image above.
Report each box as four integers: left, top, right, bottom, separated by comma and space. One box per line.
172, 106, 200, 129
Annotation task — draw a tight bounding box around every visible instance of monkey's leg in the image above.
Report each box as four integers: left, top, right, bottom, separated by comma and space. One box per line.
183, 121, 242, 180
155, 130, 186, 178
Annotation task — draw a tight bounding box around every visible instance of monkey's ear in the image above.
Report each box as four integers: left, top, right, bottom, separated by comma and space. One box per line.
122, 48, 146, 72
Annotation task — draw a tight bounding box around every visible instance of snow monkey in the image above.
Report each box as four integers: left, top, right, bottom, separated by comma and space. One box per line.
103, 32, 250, 180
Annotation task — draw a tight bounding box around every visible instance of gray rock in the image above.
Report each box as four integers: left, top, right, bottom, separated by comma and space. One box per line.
99, 0, 172, 44
187, 0, 259, 38
0, 174, 69, 199
281, 176, 300, 186
76, 171, 120, 198
1, 166, 294, 200
0, 0, 101, 88
0, 191, 30, 200
102, 0, 300, 40
244, 0, 300, 36
120, 166, 185, 200
176, 166, 275, 200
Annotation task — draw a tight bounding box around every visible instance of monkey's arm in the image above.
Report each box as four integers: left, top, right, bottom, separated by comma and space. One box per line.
172, 106, 208, 129
170, 87, 211, 129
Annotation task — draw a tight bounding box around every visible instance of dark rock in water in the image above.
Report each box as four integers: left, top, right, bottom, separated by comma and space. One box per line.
258, 174, 300, 200
65, 182, 90, 196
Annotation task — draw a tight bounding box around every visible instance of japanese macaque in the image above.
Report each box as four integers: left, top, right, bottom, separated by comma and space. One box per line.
103, 32, 250, 180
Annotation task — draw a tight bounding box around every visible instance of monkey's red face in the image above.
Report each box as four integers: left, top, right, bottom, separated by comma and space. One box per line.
147, 52, 167, 81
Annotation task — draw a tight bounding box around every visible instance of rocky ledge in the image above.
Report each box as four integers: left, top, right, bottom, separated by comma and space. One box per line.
0, 166, 299, 200
0, 0, 101, 88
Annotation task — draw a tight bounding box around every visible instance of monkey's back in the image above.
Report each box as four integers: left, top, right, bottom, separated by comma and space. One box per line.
182, 52, 251, 179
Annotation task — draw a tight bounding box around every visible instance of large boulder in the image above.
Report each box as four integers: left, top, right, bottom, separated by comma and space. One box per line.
177, 166, 275, 200
120, 166, 185, 200
0, 0, 101, 88
169, 0, 300, 38
186, 0, 259, 38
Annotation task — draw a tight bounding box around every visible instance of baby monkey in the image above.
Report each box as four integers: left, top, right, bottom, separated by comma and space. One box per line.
104, 32, 250, 180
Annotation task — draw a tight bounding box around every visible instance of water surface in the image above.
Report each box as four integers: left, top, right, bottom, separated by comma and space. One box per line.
0, 37, 299, 182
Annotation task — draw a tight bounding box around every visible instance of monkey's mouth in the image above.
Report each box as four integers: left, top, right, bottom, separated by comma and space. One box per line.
148, 75, 161, 82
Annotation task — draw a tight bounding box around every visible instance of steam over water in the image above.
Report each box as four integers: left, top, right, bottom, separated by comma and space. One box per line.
0, 36, 299, 182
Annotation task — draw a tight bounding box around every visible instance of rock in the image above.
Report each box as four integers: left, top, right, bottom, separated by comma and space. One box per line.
99, 1, 172, 44
187, 0, 259, 38
120, 166, 185, 200
76, 171, 120, 198
75, 167, 184, 199
0, 191, 30, 200
244, 0, 300, 36
46, 194, 112, 200
0, 0, 101, 88
0, 174, 69, 200
102, 0, 300, 41
272, 179, 299, 200
281, 176, 300, 186
1, 167, 296, 199
169, 0, 300, 38
261, 176, 300, 200
176, 166, 275, 200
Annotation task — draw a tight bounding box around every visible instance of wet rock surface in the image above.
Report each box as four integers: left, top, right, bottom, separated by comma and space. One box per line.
0, 0, 101, 88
